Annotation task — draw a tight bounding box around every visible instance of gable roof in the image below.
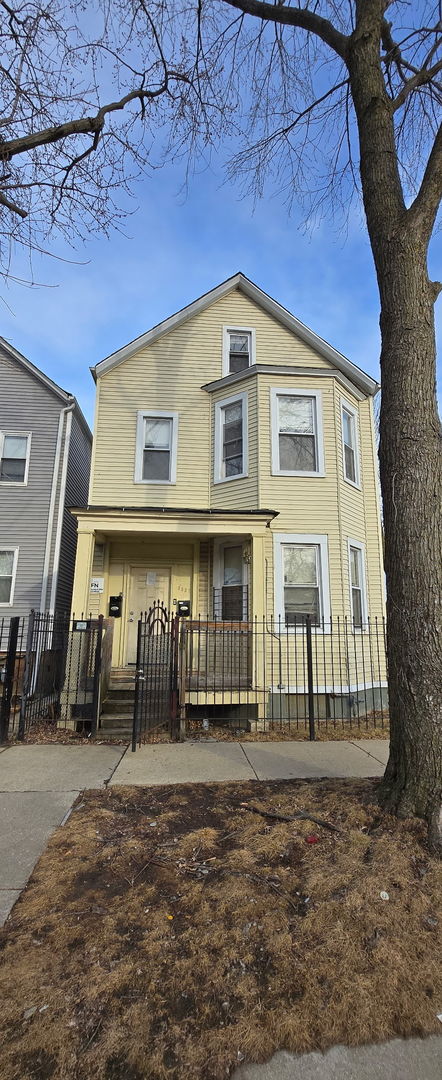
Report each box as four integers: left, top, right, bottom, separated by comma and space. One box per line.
0, 336, 92, 441
92, 272, 379, 396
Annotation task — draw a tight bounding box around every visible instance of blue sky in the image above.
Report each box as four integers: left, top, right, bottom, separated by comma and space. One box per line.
1, 158, 441, 428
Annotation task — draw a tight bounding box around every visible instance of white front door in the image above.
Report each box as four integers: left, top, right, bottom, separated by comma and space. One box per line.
126, 567, 171, 663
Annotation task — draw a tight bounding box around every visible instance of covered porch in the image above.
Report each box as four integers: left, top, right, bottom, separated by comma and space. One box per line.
70, 506, 276, 671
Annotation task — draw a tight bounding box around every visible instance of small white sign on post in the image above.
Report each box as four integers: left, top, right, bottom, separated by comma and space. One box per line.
90, 577, 104, 594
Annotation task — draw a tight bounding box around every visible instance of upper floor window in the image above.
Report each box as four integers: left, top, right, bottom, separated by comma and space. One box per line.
271, 388, 324, 476
135, 410, 178, 484
274, 533, 330, 627
0, 432, 31, 484
222, 326, 255, 376
341, 400, 360, 486
348, 540, 367, 627
214, 392, 248, 483
0, 548, 18, 605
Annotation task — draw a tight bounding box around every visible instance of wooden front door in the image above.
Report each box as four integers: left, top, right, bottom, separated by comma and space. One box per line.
126, 567, 171, 663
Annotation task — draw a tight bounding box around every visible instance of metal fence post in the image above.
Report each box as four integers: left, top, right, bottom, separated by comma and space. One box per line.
132, 617, 143, 752
18, 610, 35, 741
305, 615, 316, 741
91, 615, 104, 737
0, 616, 20, 743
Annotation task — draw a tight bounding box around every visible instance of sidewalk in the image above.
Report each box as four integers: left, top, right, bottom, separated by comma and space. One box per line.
109, 738, 389, 786
232, 1038, 442, 1080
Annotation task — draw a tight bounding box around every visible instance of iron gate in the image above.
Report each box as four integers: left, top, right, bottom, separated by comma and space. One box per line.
132, 603, 179, 748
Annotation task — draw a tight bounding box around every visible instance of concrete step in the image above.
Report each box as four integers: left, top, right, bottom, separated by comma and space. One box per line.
102, 697, 134, 714
98, 727, 131, 741
100, 713, 133, 727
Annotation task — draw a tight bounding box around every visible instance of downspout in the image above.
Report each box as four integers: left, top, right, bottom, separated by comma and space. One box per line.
39, 400, 74, 611
48, 401, 75, 614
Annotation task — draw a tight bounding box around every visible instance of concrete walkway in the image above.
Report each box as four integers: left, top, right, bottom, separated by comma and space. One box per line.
0, 744, 124, 925
232, 1037, 442, 1080
110, 738, 389, 786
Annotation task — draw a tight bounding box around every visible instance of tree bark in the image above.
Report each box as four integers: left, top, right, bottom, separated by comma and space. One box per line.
348, 4, 442, 851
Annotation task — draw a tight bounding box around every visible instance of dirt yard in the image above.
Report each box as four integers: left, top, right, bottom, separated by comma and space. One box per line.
1, 779, 440, 1080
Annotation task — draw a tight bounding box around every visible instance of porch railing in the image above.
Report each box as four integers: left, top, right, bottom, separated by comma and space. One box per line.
180, 614, 388, 736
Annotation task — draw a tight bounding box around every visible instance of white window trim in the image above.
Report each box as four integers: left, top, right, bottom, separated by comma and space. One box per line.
341, 398, 361, 489
134, 410, 179, 485
274, 533, 331, 630
214, 391, 248, 484
222, 326, 256, 378
0, 431, 32, 486
347, 538, 368, 627
0, 546, 19, 606
213, 539, 248, 619
270, 388, 325, 477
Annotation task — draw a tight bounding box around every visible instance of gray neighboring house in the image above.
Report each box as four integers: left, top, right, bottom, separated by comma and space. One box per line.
0, 339, 92, 618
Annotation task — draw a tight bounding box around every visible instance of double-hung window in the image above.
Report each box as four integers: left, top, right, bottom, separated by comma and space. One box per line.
0, 549, 18, 605
274, 534, 330, 627
214, 392, 248, 483
223, 327, 255, 376
348, 540, 367, 627
341, 400, 360, 486
271, 389, 324, 476
0, 432, 31, 484
135, 411, 178, 484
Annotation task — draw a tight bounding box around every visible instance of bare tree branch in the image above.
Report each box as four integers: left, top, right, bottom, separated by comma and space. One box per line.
222, 0, 349, 60
408, 121, 442, 239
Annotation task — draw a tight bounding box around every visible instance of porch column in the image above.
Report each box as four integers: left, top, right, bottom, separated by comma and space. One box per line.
71, 527, 95, 617
250, 533, 266, 619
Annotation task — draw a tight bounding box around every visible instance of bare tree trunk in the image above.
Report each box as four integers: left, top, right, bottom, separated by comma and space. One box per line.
348, 4, 442, 851
376, 244, 442, 850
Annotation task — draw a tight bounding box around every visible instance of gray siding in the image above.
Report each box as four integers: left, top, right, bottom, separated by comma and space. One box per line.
0, 348, 91, 618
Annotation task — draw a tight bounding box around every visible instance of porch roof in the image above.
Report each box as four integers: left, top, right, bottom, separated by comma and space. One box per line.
70, 505, 278, 536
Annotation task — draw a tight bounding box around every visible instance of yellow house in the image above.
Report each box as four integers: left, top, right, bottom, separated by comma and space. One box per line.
70, 273, 386, 733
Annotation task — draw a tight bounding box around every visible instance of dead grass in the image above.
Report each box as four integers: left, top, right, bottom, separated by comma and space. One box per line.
0, 779, 440, 1080
187, 714, 389, 742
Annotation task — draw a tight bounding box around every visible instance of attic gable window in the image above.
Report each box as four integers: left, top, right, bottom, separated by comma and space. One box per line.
135, 410, 178, 485
223, 326, 255, 376
0, 432, 31, 484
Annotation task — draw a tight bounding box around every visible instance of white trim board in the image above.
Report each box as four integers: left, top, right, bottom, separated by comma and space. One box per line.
0, 546, 19, 606
93, 273, 379, 397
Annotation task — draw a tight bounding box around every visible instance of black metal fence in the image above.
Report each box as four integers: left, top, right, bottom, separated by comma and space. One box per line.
133, 603, 179, 748
180, 614, 388, 738
0, 610, 114, 742
0, 615, 27, 740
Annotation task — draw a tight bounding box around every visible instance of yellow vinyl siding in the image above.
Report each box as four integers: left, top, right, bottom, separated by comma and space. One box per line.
90, 288, 338, 508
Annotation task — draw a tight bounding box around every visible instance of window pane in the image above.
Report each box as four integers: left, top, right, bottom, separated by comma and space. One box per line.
229, 333, 249, 354
229, 352, 249, 374
284, 586, 320, 623
223, 439, 243, 460
0, 458, 26, 481
224, 402, 242, 425
279, 433, 316, 471
284, 545, 317, 586
0, 578, 12, 603
0, 551, 14, 576
349, 546, 360, 587
344, 443, 356, 482
223, 546, 243, 585
143, 449, 170, 481
221, 585, 243, 619
3, 436, 27, 459
352, 587, 363, 626
144, 418, 171, 449
279, 396, 314, 433
343, 410, 354, 447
